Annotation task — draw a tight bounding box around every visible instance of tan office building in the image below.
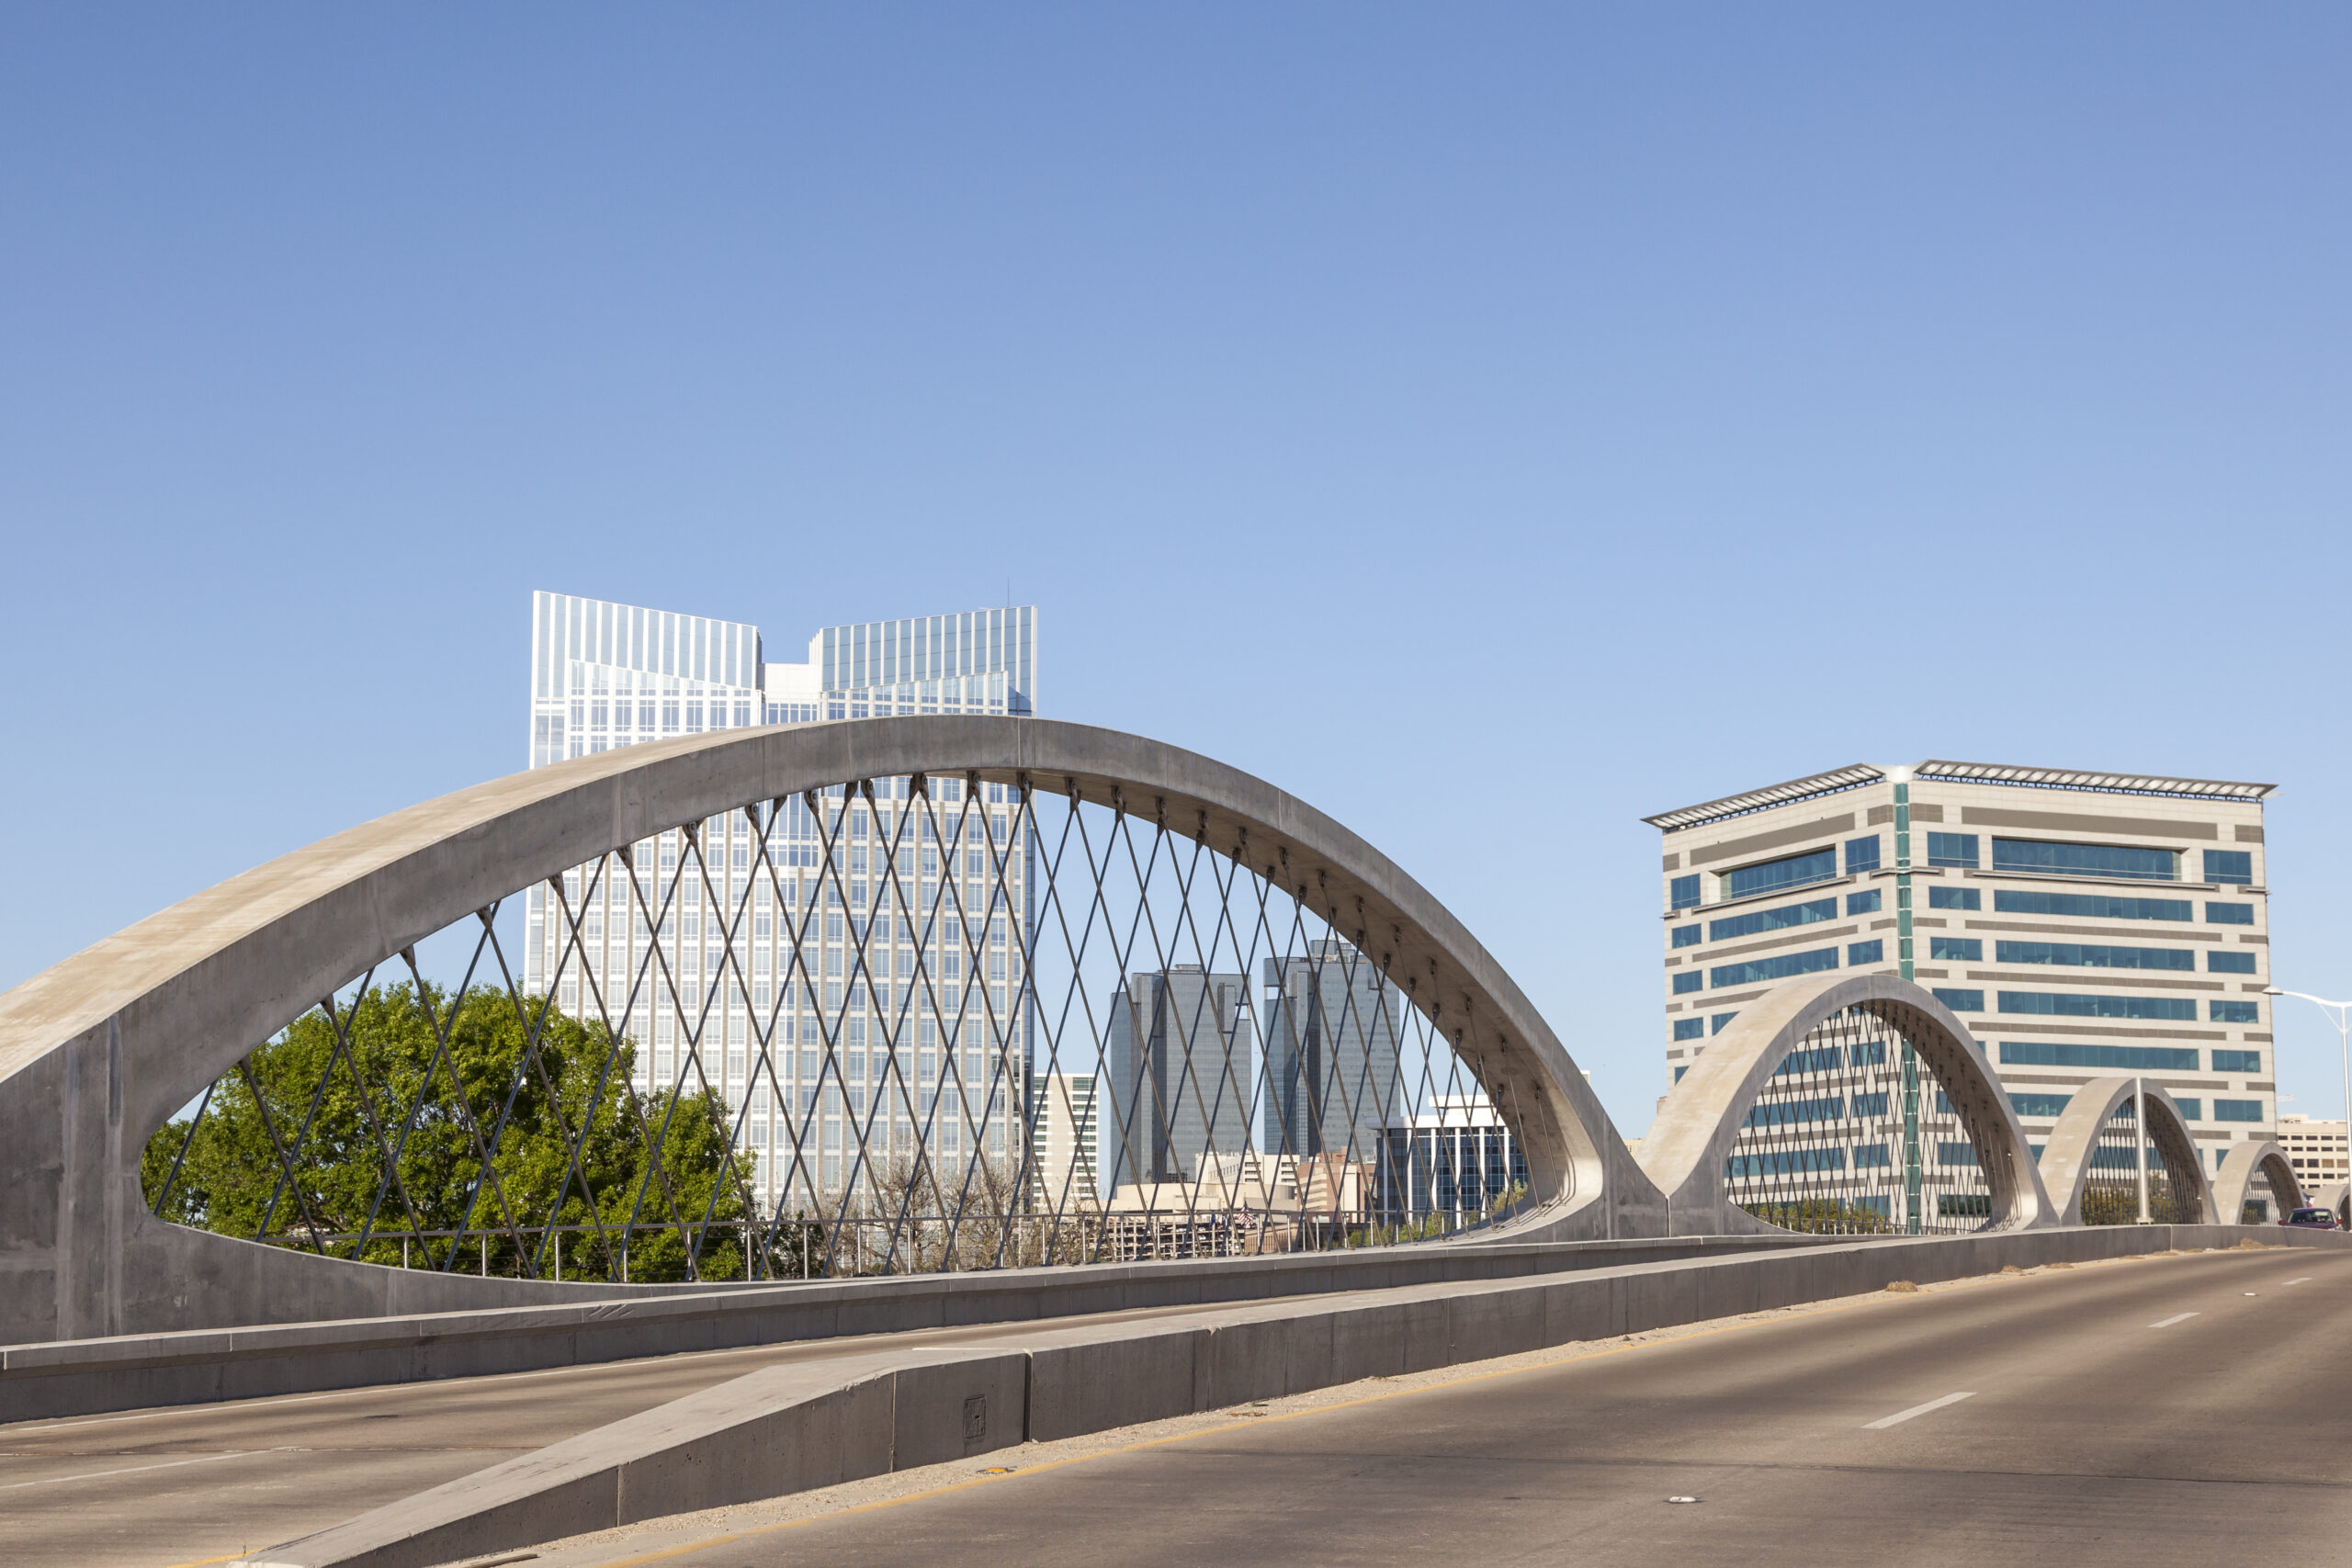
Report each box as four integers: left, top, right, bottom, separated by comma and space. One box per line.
2275, 1114, 2346, 1200
1647, 761, 2276, 1176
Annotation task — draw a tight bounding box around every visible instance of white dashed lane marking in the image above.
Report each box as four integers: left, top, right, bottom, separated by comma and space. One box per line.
1863, 1392, 1975, 1430
2149, 1313, 2199, 1328
0, 1448, 289, 1491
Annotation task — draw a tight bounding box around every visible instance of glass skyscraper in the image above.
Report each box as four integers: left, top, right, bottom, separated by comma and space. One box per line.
523, 592, 1039, 1211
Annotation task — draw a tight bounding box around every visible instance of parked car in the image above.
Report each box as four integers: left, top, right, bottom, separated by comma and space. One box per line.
2280, 1207, 2340, 1229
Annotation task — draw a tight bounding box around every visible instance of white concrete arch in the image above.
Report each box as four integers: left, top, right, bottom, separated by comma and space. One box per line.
2212, 1142, 2302, 1224
0, 716, 1659, 1343
1637, 972, 2052, 1235
2037, 1077, 2213, 1225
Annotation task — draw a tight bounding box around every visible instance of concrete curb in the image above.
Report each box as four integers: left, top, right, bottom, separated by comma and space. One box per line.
0, 1232, 1829, 1423
233, 1224, 2351, 1568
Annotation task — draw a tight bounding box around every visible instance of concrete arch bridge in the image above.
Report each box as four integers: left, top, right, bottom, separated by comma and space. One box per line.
0, 718, 2267, 1346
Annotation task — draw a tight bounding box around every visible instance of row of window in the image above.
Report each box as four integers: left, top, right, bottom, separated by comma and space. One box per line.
1677, 844, 2260, 918
1988, 1041, 2266, 1073
1724, 1144, 1981, 1179
568, 696, 759, 734
1772, 1041, 1887, 1075
1703, 943, 1887, 989
1675, 881, 2254, 942
1926, 989, 2259, 1023
2005, 1089, 2266, 1122
1943, 886, 2256, 924
1923, 838, 2256, 886
1718, 848, 1837, 901
1994, 888, 2252, 923
1924, 937, 2256, 974
1745, 1095, 1852, 1128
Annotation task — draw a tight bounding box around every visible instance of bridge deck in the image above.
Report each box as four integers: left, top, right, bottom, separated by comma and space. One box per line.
516, 1246, 2352, 1568
0, 1296, 1285, 1568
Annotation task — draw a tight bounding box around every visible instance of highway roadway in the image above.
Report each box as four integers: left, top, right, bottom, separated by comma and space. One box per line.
0, 1295, 1283, 1568
4, 1247, 2345, 1567
523, 1245, 2352, 1568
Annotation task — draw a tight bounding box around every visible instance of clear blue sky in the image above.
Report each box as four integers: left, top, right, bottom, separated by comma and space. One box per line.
4, 7, 2347, 1136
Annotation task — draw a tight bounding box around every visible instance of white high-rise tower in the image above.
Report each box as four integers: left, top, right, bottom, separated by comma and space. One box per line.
523, 592, 1039, 1212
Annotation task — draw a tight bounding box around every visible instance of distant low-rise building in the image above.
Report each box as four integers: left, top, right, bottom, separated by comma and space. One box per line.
1378, 1096, 1528, 1229
2276, 1114, 2347, 1204
1029, 1071, 1101, 1213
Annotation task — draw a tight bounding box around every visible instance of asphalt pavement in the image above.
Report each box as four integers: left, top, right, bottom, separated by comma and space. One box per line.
6, 1247, 2345, 1568
0, 1295, 1288, 1568
524, 1246, 2352, 1568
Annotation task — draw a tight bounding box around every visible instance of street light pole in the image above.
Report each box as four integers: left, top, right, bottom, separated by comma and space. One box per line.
2135, 1076, 2150, 1224
2267, 987, 2352, 1218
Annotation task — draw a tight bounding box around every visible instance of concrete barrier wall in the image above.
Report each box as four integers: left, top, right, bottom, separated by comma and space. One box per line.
1, 1232, 1829, 1423
236, 1224, 2352, 1568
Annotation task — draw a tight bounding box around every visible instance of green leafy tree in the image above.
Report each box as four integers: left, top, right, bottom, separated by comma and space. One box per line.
140, 983, 773, 1280
1741, 1196, 1902, 1235
2081, 1175, 2188, 1226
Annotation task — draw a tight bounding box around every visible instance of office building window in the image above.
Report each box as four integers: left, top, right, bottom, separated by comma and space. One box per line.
1711, 1011, 1739, 1034
1928, 886, 1981, 911
1993, 890, 2193, 921
1845, 836, 1881, 875
1997, 991, 2197, 1021
2211, 999, 2260, 1023
1926, 833, 1978, 869
1710, 947, 1839, 988
1848, 940, 1884, 965
1672, 1018, 1704, 1042
2172, 1100, 2204, 1122
1727, 1148, 1844, 1179
1777, 1045, 1844, 1077
1709, 897, 1838, 942
1669, 874, 1701, 909
1992, 941, 2194, 971
1997, 1042, 2200, 1071
1720, 848, 1838, 902
1745, 1095, 1848, 1129
2209, 951, 2256, 974
1932, 987, 1985, 1013
1672, 971, 1703, 995
1847, 889, 1882, 916
1928, 937, 1983, 963
2213, 1099, 2265, 1122
1991, 839, 2177, 882
1670, 923, 1702, 949
2206, 902, 2256, 926
2203, 849, 2254, 885
2212, 1049, 2263, 1073
2007, 1092, 2074, 1119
